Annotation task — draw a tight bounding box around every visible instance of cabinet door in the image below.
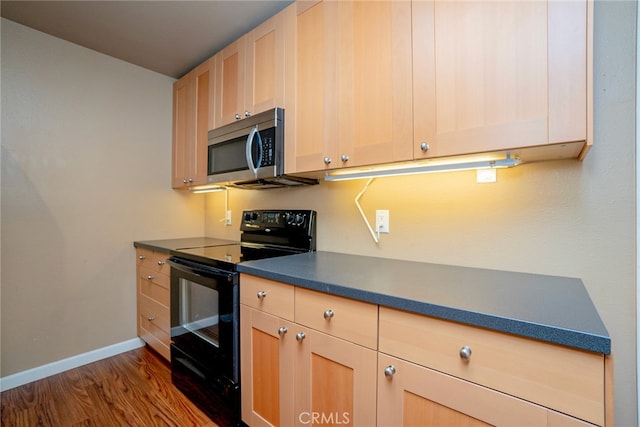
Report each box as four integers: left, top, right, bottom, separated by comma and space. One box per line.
378, 353, 562, 427
172, 74, 193, 188
172, 60, 212, 188
294, 0, 339, 172
191, 60, 212, 186
336, 0, 413, 169
214, 38, 246, 128
413, 0, 587, 159
241, 305, 296, 427
245, 9, 286, 118
294, 327, 377, 427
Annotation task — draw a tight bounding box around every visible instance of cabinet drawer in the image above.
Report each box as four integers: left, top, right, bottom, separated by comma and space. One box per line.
379, 307, 604, 426
240, 274, 294, 321
138, 266, 169, 306
138, 294, 170, 335
138, 313, 170, 361
135, 248, 170, 275
295, 287, 378, 350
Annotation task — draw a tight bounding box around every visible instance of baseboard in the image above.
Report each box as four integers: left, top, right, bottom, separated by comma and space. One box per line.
0, 337, 145, 392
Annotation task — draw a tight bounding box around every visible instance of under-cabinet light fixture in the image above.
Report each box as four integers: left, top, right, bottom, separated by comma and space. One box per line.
324, 153, 521, 182
189, 185, 228, 194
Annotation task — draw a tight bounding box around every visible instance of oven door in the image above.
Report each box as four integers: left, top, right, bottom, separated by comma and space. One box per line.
168, 257, 239, 385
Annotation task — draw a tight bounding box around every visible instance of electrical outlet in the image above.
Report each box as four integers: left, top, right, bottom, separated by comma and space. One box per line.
376, 210, 390, 233
225, 210, 232, 226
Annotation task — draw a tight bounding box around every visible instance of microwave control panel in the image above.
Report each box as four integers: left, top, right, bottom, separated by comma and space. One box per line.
258, 128, 275, 167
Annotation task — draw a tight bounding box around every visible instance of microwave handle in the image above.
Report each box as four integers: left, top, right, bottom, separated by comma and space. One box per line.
246, 126, 263, 175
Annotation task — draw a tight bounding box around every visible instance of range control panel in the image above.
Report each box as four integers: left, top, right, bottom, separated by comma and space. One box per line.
241, 210, 315, 230
240, 210, 317, 252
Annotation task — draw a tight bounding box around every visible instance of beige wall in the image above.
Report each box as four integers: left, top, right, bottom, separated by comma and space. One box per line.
204, 1, 638, 424
1, 19, 204, 376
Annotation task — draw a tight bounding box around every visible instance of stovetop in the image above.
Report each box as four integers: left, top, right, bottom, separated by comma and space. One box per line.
173, 243, 306, 268
170, 209, 316, 270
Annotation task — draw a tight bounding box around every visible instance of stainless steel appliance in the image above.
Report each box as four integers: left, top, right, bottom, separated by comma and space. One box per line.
167, 209, 317, 426
207, 108, 318, 189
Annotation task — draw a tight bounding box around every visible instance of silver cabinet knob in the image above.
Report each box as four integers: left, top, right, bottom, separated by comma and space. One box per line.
323, 309, 334, 320
420, 142, 430, 152
183, 179, 188, 184
340, 154, 349, 162
234, 113, 242, 120
138, 255, 146, 260
459, 346, 472, 361
296, 332, 306, 342
384, 365, 396, 379
244, 111, 251, 117
147, 316, 155, 322
256, 290, 267, 300
188, 178, 194, 183
278, 326, 288, 336
146, 275, 154, 280
157, 260, 165, 266
323, 157, 332, 165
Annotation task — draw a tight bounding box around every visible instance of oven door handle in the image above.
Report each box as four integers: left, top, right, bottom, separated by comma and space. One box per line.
167, 257, 235, 282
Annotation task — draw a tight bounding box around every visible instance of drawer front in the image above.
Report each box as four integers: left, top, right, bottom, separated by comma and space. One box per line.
138, 317, 170, 361
295, 287, 378, 349
138, 293, 170, 335
138, 266, 170, 306
240, 274, 295, 321
379, 307, 605, 426
136, 248, 170, 274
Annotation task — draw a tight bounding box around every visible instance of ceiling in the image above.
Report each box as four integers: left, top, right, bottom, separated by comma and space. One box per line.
1, 0, 294, 79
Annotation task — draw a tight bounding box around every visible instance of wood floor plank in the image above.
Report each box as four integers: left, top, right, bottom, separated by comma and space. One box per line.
47, 368, 95, 424
1, 347, 218, 427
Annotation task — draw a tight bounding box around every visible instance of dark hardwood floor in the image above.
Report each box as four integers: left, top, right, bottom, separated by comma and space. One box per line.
1, 346, 217, 426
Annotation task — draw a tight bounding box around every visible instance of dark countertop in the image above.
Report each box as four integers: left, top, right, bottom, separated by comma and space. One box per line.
134, 237, 238, 253
237, 251, 611, 355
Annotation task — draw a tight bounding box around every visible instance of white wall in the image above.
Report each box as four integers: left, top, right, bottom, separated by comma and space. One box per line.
205, 1, 638, 424
0, 19, 204, 376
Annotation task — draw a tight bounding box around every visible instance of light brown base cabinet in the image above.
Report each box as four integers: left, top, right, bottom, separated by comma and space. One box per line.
377, 353, 594, 427
135, 248, 171, 360
240, 273, 612, 427
241, 275, 377, 426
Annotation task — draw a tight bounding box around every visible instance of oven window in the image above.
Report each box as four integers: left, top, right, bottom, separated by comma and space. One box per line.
178, 277, 220, 347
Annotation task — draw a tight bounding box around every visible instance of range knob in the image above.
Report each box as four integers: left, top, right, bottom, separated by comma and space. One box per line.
284, 212, 294, 224
295, 214, 305, 225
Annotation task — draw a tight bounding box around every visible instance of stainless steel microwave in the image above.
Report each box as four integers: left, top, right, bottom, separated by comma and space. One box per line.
207, 108, 317, 189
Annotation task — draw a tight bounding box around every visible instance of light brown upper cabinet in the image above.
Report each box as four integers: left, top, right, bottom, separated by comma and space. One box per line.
293, 0, 413, 173
213, 8, 289, 128
413, 0, 591, 160
172, 59, 212, 189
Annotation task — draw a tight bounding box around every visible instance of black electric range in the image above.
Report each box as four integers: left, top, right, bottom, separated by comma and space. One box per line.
167, 209, 316, 427
172, 209, 316, 266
